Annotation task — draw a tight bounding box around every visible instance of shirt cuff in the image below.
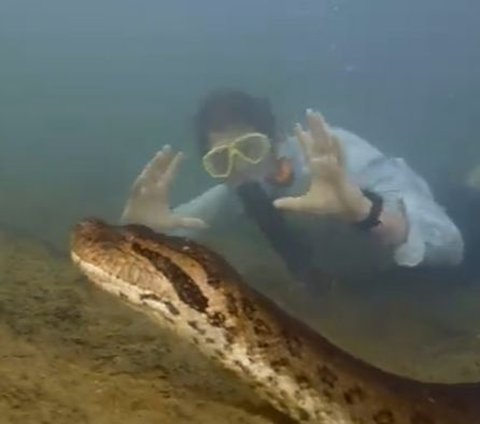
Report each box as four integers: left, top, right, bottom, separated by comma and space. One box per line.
392, 197, 426, 267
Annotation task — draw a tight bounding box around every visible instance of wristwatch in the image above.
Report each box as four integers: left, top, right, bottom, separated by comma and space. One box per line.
352, 189, 383, 231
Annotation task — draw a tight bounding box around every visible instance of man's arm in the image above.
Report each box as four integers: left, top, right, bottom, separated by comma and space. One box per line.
169, 184, 235, 239
355, 155, 464, 267
273, 110, 464, 268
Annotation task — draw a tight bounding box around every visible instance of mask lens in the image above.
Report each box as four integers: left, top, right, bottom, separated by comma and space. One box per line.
235, 134, 270, 162
203, 146, 230, 177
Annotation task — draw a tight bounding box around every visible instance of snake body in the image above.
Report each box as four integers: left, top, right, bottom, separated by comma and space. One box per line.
70, 218, 479, 423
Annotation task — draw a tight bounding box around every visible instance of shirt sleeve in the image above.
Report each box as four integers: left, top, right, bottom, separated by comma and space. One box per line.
334, 129, 464, 267
170, 183, 241, 240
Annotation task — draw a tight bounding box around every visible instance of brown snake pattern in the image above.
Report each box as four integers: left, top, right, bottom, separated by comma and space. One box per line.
70, 218, 480, 424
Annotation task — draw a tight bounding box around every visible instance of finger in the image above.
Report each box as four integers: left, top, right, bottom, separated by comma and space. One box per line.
310, 156, 343, 182
174, 216, 209, 230
329, 134, 345, 168
306, 109, 333, 155
162, 151, 184, 187
144, 145, 175, 182
294, 123, 313, 160
130, 147, 174, 196
130, 170, 151, 196
273, 196, 307, 212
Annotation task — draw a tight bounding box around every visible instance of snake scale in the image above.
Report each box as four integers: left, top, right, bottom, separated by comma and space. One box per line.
70, 217, 480, 424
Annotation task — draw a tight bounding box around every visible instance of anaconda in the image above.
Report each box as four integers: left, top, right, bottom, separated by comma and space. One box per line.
70, 217, 480, 424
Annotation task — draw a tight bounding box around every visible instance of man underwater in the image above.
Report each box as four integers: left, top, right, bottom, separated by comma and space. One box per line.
120, 89, 464, 281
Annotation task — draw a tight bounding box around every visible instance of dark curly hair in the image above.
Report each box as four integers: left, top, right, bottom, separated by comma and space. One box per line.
194, 88, 277, 155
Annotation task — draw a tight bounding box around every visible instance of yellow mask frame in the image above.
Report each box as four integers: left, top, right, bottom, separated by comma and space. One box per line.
202, 132, 271, 178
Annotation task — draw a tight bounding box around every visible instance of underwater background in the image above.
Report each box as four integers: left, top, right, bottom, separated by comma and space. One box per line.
1, 0, 480, 422
1, 0, 479, 250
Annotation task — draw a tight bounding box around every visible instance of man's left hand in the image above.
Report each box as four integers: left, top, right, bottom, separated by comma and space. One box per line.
273, 109, 372, 222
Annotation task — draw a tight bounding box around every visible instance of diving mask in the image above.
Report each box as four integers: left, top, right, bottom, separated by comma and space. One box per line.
202, 132, 271, 178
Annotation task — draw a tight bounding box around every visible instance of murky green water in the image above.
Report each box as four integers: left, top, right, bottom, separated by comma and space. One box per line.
1, 1, 480, 422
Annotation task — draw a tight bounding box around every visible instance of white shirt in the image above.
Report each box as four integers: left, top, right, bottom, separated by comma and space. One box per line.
172, 127, 464, 278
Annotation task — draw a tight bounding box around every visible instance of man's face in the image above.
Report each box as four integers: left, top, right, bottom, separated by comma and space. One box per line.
204, 127, 274, 186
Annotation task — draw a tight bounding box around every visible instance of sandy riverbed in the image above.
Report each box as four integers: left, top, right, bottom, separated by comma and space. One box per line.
1, 227, 480, 423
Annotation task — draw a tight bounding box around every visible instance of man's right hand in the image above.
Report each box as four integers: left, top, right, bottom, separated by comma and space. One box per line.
120, 145, 208, 231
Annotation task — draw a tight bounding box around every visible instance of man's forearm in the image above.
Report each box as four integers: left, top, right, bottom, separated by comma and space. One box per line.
349, 194, 409, 248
